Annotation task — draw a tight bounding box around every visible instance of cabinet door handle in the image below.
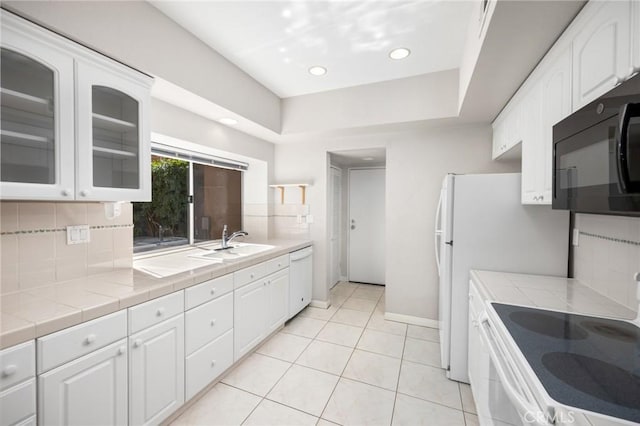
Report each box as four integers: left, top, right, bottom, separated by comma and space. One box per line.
250, 273, 255, 279
134, 339, 142, 348
210, 319, 216, 326
210, 288, 216, 295
85, 334, 96, 345
539, 195, 544, 201
2, 365, 17, 377
118, 346, 126, 355
61, 189, 72, 197
79, 190, 89, 197
211, 360, 216, 367
156, 307, 165, 316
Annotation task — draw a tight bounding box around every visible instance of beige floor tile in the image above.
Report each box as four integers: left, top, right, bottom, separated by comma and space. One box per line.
356, 329, 405, 358
282, 316, 327, 338
366, 314, 407, 336
243, 399, 318, 426
257, 332, 312, 362
322, 378, 395, 426
392, 393, 466, 426
464, 412, 480, 426
459, 383, 477, 414
170, 383, 260, 426
295, 340, 354, 375
316, 322, 364, 348
351, 287, 384, 301
267, 365, 339, 416
221, 353, 290, 396
317, 419, 340, 426
330, 308, 371, 327
398, 361, 462, 410
342, 297, 377, 313
402, 338, 441, 367
342, 349, 401, 391
407, 325, 440, 342
298, 305, 338, 321
330, 294, 349, 308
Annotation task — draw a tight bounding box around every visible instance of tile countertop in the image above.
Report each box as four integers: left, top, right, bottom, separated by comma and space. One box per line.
470, 270, 638, 320
0, 239, 311, 349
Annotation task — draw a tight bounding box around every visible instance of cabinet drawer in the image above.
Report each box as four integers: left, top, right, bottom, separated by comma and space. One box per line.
37, 310, 126, 374
0, 379, 35, 426
185, 274, 234, 310
234, 262, 267, 289
0, 341, 35, 391
129, 290, 184, 334
185, 292, 233, 356
185, 329, 233, 401
264, 254, 289, 276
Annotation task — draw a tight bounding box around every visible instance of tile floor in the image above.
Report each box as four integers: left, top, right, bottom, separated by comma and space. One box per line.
171, 282, 478, 426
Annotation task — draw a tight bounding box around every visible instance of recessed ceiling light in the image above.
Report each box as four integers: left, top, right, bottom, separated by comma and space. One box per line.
308, 66, 327, 76
219, 118, 238, 125
282, 8, 292, 18
389, 47, 411, 60
362, 157, 375, 161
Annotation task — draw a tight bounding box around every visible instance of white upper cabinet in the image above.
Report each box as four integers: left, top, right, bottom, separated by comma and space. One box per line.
633, 0, 640, 75
572, 0, 631, 109
520, 81, 543, 204
0, 16, 75, 200
491, 101, 522, 160
75, 60, 151, 201
539, 46, 573, 204
0, 11, 152, 201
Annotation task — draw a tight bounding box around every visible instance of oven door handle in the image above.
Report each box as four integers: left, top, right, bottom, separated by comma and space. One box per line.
617, 102, 640, 193
479, 318, 552, 426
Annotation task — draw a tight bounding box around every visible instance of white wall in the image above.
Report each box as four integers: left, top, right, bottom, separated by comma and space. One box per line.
4, 1, 281, 132
275, 124, 519, 318
282, 70, 459, 134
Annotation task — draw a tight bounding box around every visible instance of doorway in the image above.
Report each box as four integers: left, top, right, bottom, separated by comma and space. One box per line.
328, 149, 386, 287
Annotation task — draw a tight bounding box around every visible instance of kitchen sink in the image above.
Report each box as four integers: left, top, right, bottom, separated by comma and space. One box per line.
188, 243, 275, 261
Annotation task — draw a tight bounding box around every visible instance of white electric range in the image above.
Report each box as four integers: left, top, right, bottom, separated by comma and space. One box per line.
468, 270, 639, 426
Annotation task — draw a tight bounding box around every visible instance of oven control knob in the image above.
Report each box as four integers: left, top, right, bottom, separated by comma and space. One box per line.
634, 272, 640, 282
596, 103, 605, 115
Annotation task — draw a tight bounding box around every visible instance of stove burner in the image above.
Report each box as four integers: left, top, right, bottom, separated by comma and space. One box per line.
580, 320, 640, 343
542, 352, 640, 409
509, 311, 588, 340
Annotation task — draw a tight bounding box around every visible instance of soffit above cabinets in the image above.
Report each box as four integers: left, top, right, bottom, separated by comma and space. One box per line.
149, 0, 474, 98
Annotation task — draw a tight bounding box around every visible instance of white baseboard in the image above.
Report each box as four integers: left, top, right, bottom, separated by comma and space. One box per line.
384, 312, 439, 328
340, 276, 348, 282
310, 299, 330, 309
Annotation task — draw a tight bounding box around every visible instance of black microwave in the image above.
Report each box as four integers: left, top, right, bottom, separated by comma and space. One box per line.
552, 73, 640, 215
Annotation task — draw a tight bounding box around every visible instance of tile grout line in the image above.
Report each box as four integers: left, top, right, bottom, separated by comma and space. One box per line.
389, 320, 408, 426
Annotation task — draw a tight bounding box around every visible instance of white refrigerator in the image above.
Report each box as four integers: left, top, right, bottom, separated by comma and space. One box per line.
435, 173, 569, 383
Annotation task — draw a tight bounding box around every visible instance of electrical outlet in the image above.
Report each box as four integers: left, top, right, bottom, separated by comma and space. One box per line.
572, 228, 580, 246
67, 225, 90, 245
306, 214, 314, 224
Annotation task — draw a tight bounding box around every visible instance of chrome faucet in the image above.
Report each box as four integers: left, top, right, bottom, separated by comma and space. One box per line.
221, 224, 248, 249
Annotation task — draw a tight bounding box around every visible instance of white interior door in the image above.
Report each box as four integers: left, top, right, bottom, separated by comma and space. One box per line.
348, 168, 385, 285
329, 167, 342, 287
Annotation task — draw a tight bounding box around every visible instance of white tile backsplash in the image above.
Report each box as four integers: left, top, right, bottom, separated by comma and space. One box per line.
0, 201, 133, 294
573, 213, 640, 311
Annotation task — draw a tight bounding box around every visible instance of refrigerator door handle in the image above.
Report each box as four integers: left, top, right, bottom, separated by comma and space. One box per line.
434, 189, 443, 276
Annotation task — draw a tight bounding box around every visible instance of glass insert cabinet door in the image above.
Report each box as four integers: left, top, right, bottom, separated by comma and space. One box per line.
75, 60, 151, 201
0, 37, 75, 200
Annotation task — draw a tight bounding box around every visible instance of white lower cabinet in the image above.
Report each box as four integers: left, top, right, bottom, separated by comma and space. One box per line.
267, 269, 289, 335
185, 329, 233, 400
38, 339, 128, 426
234, 268, 290, 361
234, 279, 269, 361
1, 379, 36, 426
129, 313, 184, 426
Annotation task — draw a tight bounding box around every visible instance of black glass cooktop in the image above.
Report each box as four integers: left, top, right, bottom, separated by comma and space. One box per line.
492, 303, 640, 423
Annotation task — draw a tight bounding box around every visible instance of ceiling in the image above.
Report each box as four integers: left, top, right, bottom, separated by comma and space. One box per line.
330, 148, 386, 167
150, 0, 474, 98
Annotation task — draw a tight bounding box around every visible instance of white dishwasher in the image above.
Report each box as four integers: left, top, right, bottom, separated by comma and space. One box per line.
288, 246, 313, 319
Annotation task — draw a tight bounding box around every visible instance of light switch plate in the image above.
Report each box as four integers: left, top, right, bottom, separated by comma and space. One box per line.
67, 225, 90, 245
